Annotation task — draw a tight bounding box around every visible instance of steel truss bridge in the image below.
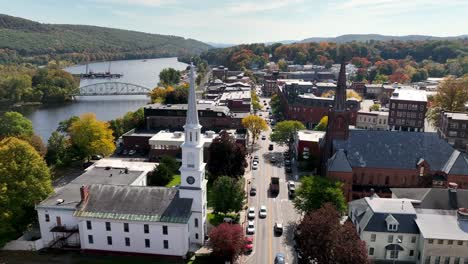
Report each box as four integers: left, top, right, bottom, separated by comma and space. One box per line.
75, 82, 152, 96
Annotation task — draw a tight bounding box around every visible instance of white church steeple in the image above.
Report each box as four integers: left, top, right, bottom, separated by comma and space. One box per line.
179, 63, 207, 246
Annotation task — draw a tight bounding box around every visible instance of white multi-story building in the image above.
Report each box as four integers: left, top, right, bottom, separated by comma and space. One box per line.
350, 187, 468, 264
35, 64, 207, 257
356, 110, 389, 130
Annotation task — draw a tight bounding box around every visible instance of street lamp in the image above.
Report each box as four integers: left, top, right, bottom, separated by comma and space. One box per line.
393, 238, 402, 264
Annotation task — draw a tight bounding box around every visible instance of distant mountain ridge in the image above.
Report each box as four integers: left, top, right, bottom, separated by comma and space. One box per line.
0, 14, 212, 64
299, 34, 468, 43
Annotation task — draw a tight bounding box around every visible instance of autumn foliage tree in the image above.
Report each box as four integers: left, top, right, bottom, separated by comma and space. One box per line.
209, 223, 246, 262
68, 113, 116, 161
241, 114, 268, 145
207, 131, 247, 181
295, 203, 369, 264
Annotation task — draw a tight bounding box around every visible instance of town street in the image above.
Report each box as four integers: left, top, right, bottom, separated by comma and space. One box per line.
244, 95, 301, 264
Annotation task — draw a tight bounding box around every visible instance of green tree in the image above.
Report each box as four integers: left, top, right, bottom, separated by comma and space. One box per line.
313, 116, 328, 131
159, 68, 181, 86
369, 104, 380, 111
0, 137, 53, 242
68, 113, 116, 161
293, 176, 346, 214
45, 131, 70, 166
241, 115, 268, 145
270, 120, 305, 147
57, 115, 79, 134
277, 59, 288, 71
373, 74, 388, 84
211, 176, 245, 214
0, 111, 34, 139
251, 90, 263, 111
147, 163, 173, 186
429, 76, 468, 127
270, 93, 284, 119
160, 155, 179, 175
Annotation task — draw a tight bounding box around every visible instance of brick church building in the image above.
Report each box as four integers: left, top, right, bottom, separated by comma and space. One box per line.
321, 60, 468, 201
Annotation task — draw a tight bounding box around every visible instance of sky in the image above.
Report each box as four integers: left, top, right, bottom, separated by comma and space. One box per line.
1, 0, 468, 44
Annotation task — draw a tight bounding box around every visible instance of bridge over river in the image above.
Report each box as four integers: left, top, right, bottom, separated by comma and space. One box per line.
75, 82, 152, 96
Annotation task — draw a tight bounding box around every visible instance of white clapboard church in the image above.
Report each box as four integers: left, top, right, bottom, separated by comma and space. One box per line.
35, 64, 207, 257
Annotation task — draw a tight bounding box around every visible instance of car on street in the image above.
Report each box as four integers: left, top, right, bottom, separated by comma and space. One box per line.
274, 222, 283, 235
244, 237, 254, 253
275, 253, 286, 264
288, 181, 296, 198
270, 156, 276, 164
284, 159, 291, 166
259, 205, 267, 218
269, 144, 274, 151
252, 162, 258, 170
253, 155, 259, 161
261, 135, 266, 140
128, 149, 136, 156
285, 165, 292, 173
122, 149, 128, 155
248, 207, 255, 219
250, 186, 257, 196
91, 154, 103, 160
247, 221, 255, 234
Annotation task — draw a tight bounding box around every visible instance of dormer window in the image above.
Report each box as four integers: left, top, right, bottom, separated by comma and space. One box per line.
388, 224, 398, 231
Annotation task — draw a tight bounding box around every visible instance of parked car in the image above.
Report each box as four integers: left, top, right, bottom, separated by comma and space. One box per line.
244, 237, 254, 253
91, 154, 103, 160
259, 205, 267, 218
284, 159, 291, 166
223, 217, 233, 224
269, 144, 274, 151
274, 222, 283, 235
250, 186, 257, 196
271, 156, 276, 163
253, 155, 259, 161
285, 166, 292, 173
248, 207, 255, 219
252, 162, 258, 170
247, 221, 255, 234
288, 181, 296, 190
288, 181, 296, 198
275, 253, 286, 264
128, 149, 136, 156
261, 135, 266, 140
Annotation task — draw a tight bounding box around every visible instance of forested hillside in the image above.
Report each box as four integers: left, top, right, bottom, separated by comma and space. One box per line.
0, 14, 212, 65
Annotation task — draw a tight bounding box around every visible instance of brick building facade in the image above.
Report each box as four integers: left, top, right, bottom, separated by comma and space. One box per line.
438, 111, 468, 151
388, 88, 427, 132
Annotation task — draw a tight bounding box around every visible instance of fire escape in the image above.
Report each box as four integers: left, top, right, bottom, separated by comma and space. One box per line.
49, 224, 80, 249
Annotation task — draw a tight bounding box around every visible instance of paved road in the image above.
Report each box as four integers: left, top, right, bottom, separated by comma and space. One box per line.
243, 92, 301, 264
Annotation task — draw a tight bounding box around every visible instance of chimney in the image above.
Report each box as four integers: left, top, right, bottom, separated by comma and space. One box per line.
80, 185, 89, 202
370, 188, 375, 198
449, 182, 458, 209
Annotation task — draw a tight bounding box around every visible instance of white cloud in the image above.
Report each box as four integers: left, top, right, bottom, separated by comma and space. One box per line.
91, 0, 176, 7
226, 0, 304, 14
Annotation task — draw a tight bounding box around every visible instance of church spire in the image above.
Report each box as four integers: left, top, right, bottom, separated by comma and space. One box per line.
185, 63, 200, 127
334, 58, 347, 111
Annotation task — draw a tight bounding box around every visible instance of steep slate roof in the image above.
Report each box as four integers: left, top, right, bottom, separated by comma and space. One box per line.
391, 188, 468, 210
334, 130, 467, 173
74, 184, 193, 224
328, 149, 352, 172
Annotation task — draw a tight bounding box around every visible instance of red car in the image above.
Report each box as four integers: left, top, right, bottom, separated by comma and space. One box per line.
244, 237, 254, 253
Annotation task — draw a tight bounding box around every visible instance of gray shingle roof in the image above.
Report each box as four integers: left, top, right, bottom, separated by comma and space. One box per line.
333, 130, 467, 173
75, 184, 192, 224
391, 188, 468, 210
328, 149, 352, 172
364, 213, 419, 234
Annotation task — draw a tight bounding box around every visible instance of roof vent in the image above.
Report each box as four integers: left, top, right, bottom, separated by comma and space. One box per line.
392, 92, 399, 97
173, 131, 183, 138
56, 199, 64, 205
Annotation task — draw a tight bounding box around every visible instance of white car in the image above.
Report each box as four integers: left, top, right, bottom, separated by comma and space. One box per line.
259, 205, 267, 218
252, 162, 258, 170
247, 221, 255, 234
288, 181, 296, 190
248, 207, 255, 219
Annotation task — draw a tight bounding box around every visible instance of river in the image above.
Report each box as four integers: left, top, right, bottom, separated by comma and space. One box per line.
20, 57, 188, 141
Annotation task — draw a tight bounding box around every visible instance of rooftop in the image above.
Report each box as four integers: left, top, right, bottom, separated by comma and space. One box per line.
149, 130, 218, 147
145, 103, 230, 115
357, 110, 389, 116
297, 130, 325, 142
391, 187, 468, 210
443, 111, 468, 121
415, 210, 468, 240
390, 88, 427, 102
74, 184, 193, 224
366, 197, 417, 215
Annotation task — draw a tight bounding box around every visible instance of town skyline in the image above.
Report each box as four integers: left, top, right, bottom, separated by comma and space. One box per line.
2, 0, 468, 44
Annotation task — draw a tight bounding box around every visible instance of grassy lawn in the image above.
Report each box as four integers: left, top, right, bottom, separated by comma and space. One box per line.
166, 174, 181, 187
207, 212, 240, 226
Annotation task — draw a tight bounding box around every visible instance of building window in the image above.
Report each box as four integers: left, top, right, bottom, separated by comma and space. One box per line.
124, 223, 129, 232
163, 225, 168, 235
425, 257, 431, 264
438, 239, 444, 244
125, 237, 130, 247
144, 224, 149, 234
195, 218, 199, 228
448, 240, 453, 245
410, 250, 414, 256
388, 235, 393, 243
390, 250, 399, 259
458, 240, 463, 245
190, 132, 193, 142
445, 257, 451, 264
371, 234, 376, 242
107, 236, 112, 245
86, 221, 92, 230
385, 176, 390, 185
454, 257, 460, 264
105, 222, 111, 231
145, 239, 150, 248
435, 256, 441, 264
88, 235, 94, 244
195, 233, 199, 239
163, 240, 169, 249
428, 239, 434, 244
369, 247, 374, 255
411, 236, 416, 243
388, 224, 398, 231
45, 214, 50, 222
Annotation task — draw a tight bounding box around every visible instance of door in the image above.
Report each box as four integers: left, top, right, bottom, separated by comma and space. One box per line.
56, 216, 62, 226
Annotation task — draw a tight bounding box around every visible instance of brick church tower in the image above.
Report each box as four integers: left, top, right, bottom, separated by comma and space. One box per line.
320, 58, 351, 176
